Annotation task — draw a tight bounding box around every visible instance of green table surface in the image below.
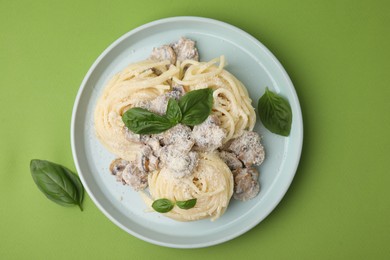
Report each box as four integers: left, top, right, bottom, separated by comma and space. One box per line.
1, 0, 389, 259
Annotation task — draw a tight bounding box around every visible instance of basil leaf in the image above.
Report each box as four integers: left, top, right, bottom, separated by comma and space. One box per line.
165, 98, 182, 124
176, 198, 197, 210
122, 107, 174, 134
66, 165, 84, 208
178, 88, 213, 126
258, 87, 292, 136
152, 198, 174, 213
30, 159, 84, 211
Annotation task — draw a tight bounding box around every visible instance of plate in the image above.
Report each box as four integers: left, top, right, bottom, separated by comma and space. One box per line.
71, 16, 303, 248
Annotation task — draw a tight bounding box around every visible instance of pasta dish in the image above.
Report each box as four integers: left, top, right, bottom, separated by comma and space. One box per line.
94, 37, 265, 221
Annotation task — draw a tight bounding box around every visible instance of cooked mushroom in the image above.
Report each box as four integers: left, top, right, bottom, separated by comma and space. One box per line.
141, 135, 162, 158
192, 115, 226, 152
161, 124, 194, 151
170, 37, 199, 62
227, 131, 265, 167
121, 163, 148, 191
171, 84, 186, 96
124, 128, 141, 142
137, 87, 185, 116
232, 167, 260, 201
138, 145, 159, 172
109, 158, 129, 182
160, 144, 199, 178
149, 45, 176, 64
218, 151, 243, 171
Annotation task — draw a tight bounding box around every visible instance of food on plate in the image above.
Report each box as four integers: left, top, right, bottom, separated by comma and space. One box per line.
94, 37, 265, 221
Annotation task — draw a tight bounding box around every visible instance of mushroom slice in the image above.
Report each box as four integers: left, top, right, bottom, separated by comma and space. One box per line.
228, 131, 265, 167
109, 158, 129, 182
161, 124, 194, 151
170, 37, 199, 62
232, 167, 260, 201
137, 145, 159, 172
160, 144, 199, 178
121, 163, 148, 191
192, 115, 226, 152
218, 151, 243, 171
149, 45, 176, 64
171, 84, 186, 97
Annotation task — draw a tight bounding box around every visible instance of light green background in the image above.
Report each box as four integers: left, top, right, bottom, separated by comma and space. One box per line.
1, 0, 389, 259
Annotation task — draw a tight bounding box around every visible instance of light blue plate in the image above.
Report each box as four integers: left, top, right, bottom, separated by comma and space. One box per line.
71, 16, 303, 248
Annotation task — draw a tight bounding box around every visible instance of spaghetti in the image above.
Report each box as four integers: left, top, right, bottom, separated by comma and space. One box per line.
144, 152, 233, 221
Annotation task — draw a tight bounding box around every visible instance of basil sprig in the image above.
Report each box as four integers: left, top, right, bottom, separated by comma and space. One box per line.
152, 198, 197, 213
30, 159, 84, 211
122, 88, 213, 134
258, 87, 292, 136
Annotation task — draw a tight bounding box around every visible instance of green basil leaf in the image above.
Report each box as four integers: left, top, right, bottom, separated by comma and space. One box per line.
176, 198, 197, 210
178, 88, 213, 126
152, 198, 174, 213
122, 107, 174, 134
165, 98, 182, 124
66, 164, 84, 209
30, 159, 84, 211
258, 87, 292, 136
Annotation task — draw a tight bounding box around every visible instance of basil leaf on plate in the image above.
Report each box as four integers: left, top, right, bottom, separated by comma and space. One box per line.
258, 87, 292, 136
165, 98, 182, 124
152, 198, 174, 213
122, 107, 174, 134
30, 159, 84, 211
178, 88, 213, 126
176, 198, 197, 210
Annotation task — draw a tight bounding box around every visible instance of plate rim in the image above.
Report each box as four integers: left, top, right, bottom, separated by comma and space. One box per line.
71, 16, 303, 248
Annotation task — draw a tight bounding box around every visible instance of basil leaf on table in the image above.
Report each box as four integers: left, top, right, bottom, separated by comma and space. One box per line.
258, 87, 292, 136
152, 198, 174, 213
30, 159, 84, 211
165, 98, 182, 124
176, 198, 197, 210
178, 88, 214, 126
122, 107, 174, 134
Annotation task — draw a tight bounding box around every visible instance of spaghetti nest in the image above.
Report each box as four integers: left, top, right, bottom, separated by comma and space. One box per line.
94, 60, 178, 162
174, 56, 256, 141
145, 152, 233, 221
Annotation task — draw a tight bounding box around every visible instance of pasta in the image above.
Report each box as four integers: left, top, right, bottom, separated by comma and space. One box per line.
174, 56, 256, 141
143, 152, 233, 221
95, 57, 255, 162
94, 60, 180, 162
